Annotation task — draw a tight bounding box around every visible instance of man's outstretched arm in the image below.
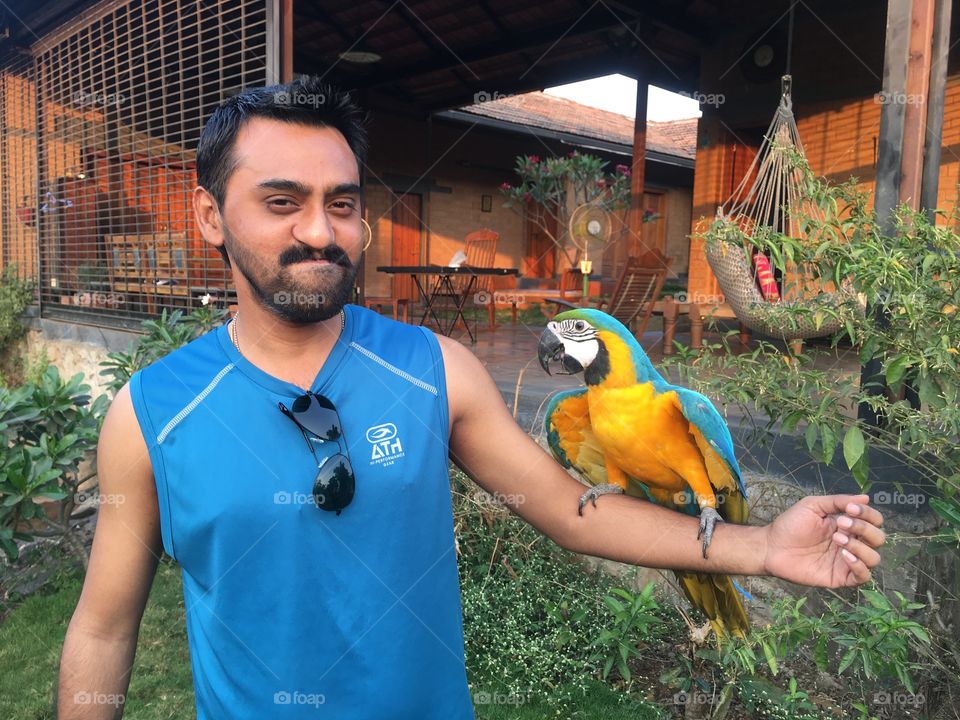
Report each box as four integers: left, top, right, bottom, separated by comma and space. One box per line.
58, 382, 163, 718
439, 337, 884, 588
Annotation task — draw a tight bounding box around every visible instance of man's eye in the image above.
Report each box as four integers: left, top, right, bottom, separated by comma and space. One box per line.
267, 198, 296, 209
329, 201, 356, 212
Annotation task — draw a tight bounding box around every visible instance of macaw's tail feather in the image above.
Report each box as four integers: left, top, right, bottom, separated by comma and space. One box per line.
675, 570, 750, 639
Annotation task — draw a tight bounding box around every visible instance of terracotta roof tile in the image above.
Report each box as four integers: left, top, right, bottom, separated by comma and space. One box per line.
461, 91, 697, 160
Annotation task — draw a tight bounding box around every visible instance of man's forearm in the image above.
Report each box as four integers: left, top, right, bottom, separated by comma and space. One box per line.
58, 621, 137, 718
556, 485, 769, 575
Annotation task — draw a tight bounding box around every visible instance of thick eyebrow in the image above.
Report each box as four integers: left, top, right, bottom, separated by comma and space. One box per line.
256, 178, 312, 195
255, 179, 361, 198
326, 182, 362, 198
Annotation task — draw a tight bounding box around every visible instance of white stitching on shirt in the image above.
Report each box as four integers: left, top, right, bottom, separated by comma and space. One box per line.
348, 341, 439, 396
157, 363, 235, 444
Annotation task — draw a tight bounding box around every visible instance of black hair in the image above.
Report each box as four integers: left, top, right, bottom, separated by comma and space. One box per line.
195, 77, 369, 266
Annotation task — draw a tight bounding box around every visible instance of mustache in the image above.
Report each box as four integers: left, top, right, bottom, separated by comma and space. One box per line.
279, 244, 353, 268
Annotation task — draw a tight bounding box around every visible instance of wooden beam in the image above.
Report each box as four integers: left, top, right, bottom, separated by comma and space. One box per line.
628, 81, 650, 259
920, 0, 952, 218
281, 0, 293, 83
859, 0, 912, 427
356, 6, 668, 91
899, 0, 936, 208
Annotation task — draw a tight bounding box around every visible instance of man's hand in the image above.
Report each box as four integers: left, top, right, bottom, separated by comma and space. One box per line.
763, 494, 885, 587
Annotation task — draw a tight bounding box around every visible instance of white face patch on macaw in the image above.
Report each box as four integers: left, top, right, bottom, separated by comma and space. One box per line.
549, 318, 600, 368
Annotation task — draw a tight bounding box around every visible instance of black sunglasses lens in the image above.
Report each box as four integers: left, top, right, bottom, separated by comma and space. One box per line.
312, 453, 355, 515
293, 394, 343, 441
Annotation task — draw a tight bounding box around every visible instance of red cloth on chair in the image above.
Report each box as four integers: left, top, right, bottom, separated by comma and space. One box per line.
752, 251, 780, 301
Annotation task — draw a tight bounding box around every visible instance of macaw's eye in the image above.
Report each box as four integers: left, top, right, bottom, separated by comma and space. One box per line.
574, 320, 585, 331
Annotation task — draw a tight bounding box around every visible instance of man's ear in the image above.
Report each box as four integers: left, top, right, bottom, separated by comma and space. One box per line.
193, 185, 225, 251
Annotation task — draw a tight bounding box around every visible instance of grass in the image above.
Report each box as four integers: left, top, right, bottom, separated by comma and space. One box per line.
0, 553, 661, 719
0, 556, 194, 719
473, 680, 662, 719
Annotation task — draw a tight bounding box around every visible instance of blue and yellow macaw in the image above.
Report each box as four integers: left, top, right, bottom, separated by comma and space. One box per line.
537, 308, 751, 637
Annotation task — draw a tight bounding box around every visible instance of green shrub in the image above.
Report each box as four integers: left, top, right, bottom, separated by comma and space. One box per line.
100, 305, 228, 394
0, 366, 107, 563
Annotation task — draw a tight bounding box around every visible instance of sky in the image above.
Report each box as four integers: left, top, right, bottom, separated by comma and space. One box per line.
544, 73, 701, 122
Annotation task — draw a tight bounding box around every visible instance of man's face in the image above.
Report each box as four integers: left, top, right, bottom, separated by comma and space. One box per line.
217, 117, 364, 323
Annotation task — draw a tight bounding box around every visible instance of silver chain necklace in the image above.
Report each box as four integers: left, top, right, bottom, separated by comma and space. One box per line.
230, 308, 345, 352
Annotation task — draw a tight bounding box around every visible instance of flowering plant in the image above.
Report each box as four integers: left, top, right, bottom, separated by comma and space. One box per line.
499, 152, 633, 267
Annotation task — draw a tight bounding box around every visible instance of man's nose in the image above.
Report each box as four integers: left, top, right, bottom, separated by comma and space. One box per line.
292, 204, 336, 248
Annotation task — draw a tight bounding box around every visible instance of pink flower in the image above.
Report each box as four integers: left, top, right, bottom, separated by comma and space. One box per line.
596, 179, 607, 188
528, 155, 540, 164
616, 164, 631, 175
568, 151, 578, 158
499, 182, 511, 190
523, 192, 532, 202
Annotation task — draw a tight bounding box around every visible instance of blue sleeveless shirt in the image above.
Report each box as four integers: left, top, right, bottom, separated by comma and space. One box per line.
129, 304, 474, 719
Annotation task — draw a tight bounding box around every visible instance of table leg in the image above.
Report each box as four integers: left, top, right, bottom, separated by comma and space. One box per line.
662, 298, 678, 356
451, 276, 477, 343
690, 303, 703, 350
415, 274, 445, 331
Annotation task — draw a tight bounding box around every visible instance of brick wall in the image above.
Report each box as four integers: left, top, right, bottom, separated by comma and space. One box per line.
688, 75, 960, 303
364, 114, 694, 298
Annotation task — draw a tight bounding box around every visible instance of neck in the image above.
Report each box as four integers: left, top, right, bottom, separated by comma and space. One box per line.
587, 331, 666, 390
231, 301, 345, 389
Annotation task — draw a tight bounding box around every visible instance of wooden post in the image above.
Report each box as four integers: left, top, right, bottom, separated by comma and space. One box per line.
627, 81, 651, 261
920, 0, 952, 219
281, 0, 294, 83
899, 0, 935, 207
859, 0, 912, 427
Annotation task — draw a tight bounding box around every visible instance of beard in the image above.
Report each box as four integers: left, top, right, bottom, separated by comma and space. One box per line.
221, 222, 360, 323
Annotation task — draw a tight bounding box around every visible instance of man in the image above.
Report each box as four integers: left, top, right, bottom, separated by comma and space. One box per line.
57, 77, 885, 719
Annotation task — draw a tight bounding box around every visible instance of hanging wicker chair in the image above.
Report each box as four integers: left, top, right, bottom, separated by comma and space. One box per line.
703, 76, 862, 341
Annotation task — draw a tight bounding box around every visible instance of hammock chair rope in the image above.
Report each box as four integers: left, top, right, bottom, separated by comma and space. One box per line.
704, 75, 861, 341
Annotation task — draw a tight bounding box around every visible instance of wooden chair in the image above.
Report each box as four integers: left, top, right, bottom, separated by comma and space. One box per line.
551, 255, 672, 338
433, 228, 499, 328
108, 233, 189, 313
364, 296, 410, 322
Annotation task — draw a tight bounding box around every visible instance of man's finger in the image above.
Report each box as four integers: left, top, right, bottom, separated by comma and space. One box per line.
804, 493, 871, 516
845, 500, 885, 528
834, 533, 881, 568
836, 516, 886, 548
839, 546, 873, 586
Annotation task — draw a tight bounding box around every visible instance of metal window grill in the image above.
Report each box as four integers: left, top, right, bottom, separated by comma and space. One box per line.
7, 0, 271, 329
0, 50, 39, 296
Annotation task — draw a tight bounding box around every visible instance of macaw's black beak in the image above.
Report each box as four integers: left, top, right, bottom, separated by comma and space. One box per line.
538, 327, 583, 375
